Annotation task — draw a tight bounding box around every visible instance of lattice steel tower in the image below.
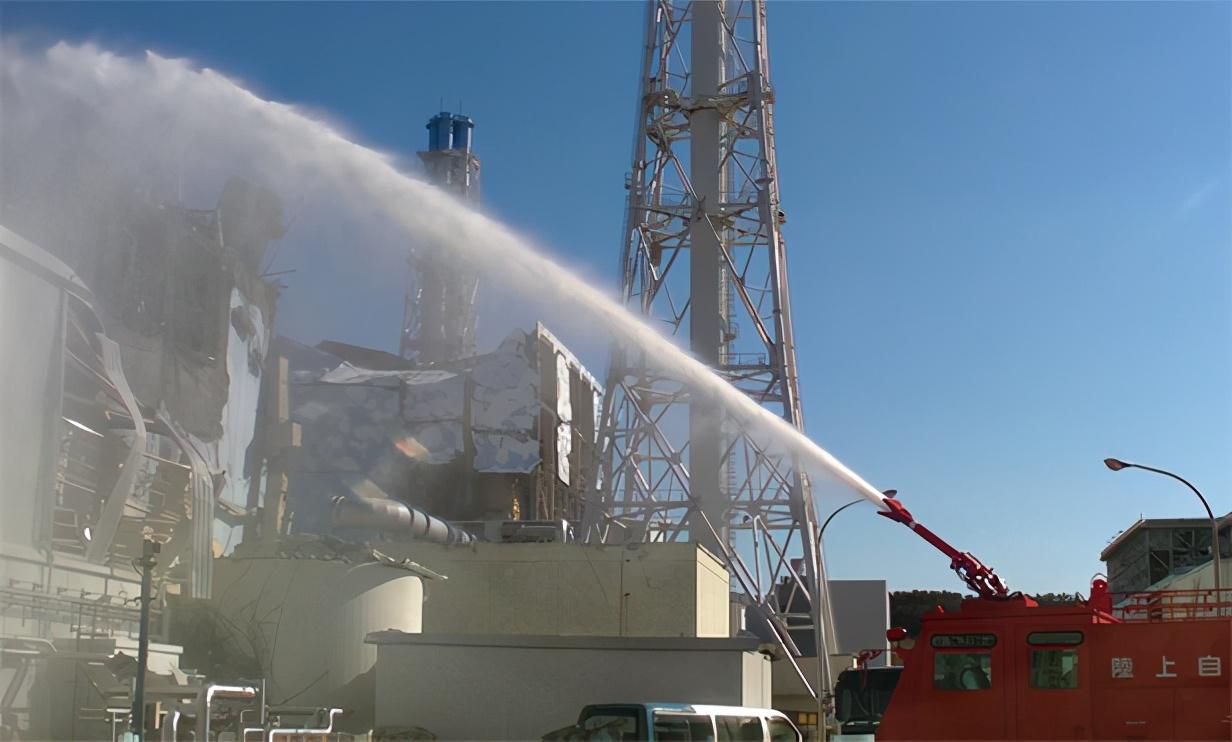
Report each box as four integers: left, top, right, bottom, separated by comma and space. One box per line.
400, 111, 481, 363
586, 0, 835, 703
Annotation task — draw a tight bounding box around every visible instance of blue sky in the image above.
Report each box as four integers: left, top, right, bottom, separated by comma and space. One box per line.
3, 1, 1229, 593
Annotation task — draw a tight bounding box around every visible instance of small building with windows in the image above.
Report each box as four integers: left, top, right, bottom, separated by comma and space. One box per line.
1100, 515, 1232, 594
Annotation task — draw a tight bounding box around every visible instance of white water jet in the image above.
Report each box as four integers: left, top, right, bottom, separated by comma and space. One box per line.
0, 42, 889, 513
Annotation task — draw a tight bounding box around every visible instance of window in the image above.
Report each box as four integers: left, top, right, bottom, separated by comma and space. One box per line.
767, 718, 800, 742
1027, 631, 1083, 646
716, 716, 763, 741
1031, 649, 1079, 689
933, 652, 992, 690
653, 713, 714, 742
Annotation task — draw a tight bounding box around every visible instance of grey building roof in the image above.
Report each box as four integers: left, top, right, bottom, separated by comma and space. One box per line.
1101, 513, 1232, 562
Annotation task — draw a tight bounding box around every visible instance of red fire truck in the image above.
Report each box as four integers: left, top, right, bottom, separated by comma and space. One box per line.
847, 494, 1232, 740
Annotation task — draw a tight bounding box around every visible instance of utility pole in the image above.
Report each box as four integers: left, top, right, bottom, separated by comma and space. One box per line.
129, 538, 159, 741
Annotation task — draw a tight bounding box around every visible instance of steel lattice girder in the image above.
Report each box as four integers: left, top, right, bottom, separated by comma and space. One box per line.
586, 0, 836, 704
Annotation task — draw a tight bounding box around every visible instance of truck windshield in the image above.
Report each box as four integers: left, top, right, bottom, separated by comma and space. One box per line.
835, 668, 902, 726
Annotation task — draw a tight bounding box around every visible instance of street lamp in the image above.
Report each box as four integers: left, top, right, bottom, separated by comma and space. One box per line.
811, 490, 893, 742
1104, 458, 1221, 606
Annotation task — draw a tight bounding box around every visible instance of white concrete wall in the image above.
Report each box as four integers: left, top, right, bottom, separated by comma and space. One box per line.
741, 650, 772, 706
771, 579, 889, 715
697, 551, 730, 637
381, 542, 729, 638
0, 252, 61, 553
369, 633, 768, 740
829, 579, 890, 668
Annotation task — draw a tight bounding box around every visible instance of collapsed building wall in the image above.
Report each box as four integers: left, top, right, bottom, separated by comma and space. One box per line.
1, 178, 283, 589
279, 323, 602, 538
0, 175, 284, 738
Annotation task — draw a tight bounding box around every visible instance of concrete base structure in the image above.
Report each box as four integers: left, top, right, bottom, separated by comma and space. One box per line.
25, 638, 185, 742
368, 632, 770, 740
0, 544, 155, 740
378, 541, 730, 638
191, 551, 429, 731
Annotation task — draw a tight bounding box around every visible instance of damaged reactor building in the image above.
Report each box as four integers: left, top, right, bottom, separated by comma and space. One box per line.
0, 170, 286, 739
0, 101, 864, 740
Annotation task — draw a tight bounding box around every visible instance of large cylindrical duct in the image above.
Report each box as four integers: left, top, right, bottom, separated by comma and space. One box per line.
450, 115, 473, 151
331, 496, 474, 546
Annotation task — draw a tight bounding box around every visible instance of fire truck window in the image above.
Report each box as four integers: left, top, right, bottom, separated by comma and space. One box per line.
1030, 649, 1079, 689
933, 652, 992, 690
1027, 631, 1083, 646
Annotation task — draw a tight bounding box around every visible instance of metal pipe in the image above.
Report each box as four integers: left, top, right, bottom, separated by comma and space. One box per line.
159, 709, 181, 742
331, 496, 474, 546
268, 708, 344, 739
194, 684, 257, 741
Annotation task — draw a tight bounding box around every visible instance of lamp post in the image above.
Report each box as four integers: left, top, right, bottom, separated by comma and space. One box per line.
819, 500, 864, 543
810, 492, 890, 742
817, 490, 896, 545
1104, 458, 1221, 607
129, 538, 159, 741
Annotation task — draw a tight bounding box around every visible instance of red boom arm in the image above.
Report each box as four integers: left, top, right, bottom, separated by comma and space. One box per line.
878, 496, 1010, 599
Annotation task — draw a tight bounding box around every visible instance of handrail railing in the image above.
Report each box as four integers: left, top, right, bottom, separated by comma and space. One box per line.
1112, 588, 1232, 622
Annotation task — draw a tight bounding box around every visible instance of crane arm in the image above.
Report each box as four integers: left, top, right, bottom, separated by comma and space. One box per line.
878, 496, 1009, 599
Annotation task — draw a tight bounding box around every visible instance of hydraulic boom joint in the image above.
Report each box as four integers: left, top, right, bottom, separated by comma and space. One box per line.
878, 495, 1010, 599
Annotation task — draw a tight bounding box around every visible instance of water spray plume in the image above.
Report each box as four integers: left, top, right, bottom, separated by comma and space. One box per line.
0, 43, 890, 515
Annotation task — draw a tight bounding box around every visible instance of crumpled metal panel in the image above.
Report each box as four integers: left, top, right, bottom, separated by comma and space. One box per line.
472, 332, 540, 473
400, 372, 465, 465
320, 363, 456, 387
288, 329, 571, 511
160, 420, 215, 599
85, 334, 148, 563
555, 352, 572, 485
213, 290, 268, 553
